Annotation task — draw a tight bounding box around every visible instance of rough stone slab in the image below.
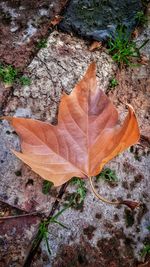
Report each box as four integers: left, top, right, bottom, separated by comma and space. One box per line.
4, 31, 116, 122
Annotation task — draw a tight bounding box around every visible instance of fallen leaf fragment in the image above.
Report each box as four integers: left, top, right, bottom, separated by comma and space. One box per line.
89, 41, 102, 51
50, 15, 63, 26
138, 54, 149, 65
2, 63, 140, 187
120, 200, 140, 210
132, 29, 139, 38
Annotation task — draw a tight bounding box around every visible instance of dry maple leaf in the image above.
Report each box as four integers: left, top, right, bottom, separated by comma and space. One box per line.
2, 63, 140, 208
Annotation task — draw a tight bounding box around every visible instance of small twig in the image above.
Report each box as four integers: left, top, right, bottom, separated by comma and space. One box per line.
138, 39, 149, 50
0, 211, 43, 220
89, 176, 120, 205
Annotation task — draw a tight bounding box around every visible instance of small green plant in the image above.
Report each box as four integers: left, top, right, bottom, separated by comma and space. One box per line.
96, 168, 118, 183
0, 64, 32, 87
0, 64, 18, 85
141, 244, 150, 258
109, 78, 118, 88
67, 177, 87, 209
42, 180, 53, 194
19, 76, 31, 86
37, 39, 47, 49
135, 11, 147, 25
34, 187, 87, 254
34, 205, 69, 254
108, 26, 149, 66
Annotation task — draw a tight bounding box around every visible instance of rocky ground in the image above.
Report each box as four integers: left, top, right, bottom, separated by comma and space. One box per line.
0, 1, 150, 267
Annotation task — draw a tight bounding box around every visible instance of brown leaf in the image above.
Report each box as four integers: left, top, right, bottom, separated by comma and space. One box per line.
3, 63, 140, 186
50, 15, 63, 26
132, 29, 139, 38
89, 41, 102, 51
138, 54, 149, 65
120, 200, 140, 210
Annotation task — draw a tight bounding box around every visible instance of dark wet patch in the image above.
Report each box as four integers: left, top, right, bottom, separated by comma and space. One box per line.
136, 203, 148, 224
124, 237, 135, 246
25, 178, 34, 187
15, 169, 22, 176
126, 193, 131, 199
53, 244, 88, 267
130, 173, 144, 190
104, 220, 113, 230
134, 173, 144, 183
59, 0, 143, 41
140, 135, 150, 149
53, 236, 137, 267
14, 197, 19, 205
142, 192, 149, 200
95, 213, 102, 219
122, 180, 129, 190
96, 234, 136, 267
130, 145, 149, 162
123, 161, 136, 174
83, 225, 96, 240
124, 208, 135, 227
113, 214, 119, 222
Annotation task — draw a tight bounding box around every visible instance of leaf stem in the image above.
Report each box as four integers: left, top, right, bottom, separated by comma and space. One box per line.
89, 176, 140, 210
89, 176, 120, 205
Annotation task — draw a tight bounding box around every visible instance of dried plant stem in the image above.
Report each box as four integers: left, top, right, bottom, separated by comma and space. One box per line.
89, 176, 140, 210
89, 176, 120, 205
0, 211, 42, 220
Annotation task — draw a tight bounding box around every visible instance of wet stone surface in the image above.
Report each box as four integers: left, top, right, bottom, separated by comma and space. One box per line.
0, 0, 68, 68
59, 0, 143, 41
